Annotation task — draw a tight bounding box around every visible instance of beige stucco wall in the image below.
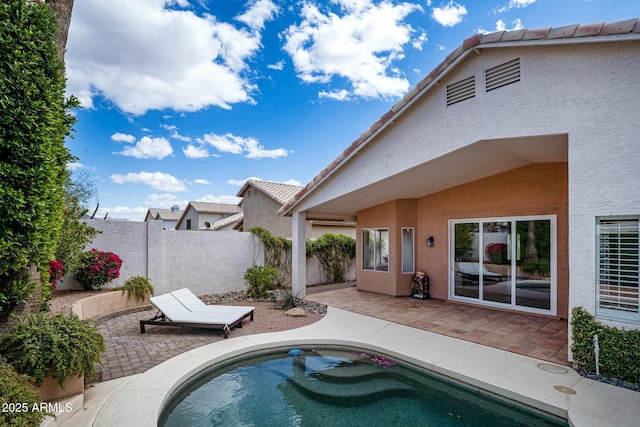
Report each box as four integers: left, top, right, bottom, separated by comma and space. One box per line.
242, 191, 293, 237
357, 163, 569, 318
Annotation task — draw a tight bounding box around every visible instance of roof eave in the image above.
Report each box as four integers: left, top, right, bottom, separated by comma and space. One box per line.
278, 27, 640, 217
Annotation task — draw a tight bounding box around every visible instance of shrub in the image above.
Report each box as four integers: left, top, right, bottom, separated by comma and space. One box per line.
0, 358, 46, 427
244, 265, 278, 299
571, 307, 640, 384
121, 276, 154, 302
0, 312, 105, 387
249, 227, 292, 286
75, 249, 122, 290
308, 233, 356, 283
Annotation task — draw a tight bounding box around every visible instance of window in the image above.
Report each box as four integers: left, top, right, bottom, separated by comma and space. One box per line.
450, 215, 556, 315
597, 217, 639, 322
402, 228, 414, 274
186, 219, 191, 230
363, 228, 389, 272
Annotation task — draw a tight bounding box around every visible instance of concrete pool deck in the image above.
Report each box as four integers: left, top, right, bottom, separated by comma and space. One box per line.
54, 307, 639, 427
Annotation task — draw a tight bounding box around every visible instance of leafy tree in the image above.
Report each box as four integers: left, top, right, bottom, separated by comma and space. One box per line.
0, 0, 77, 316
53, 171, 100, 277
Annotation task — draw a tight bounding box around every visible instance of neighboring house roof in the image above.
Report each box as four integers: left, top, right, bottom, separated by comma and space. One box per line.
145, 206, 183, 221
199, 212, 244, 230
189, 202, 242, 215
175, 201, 242, 229
237, 180, 303, 205
155, 209, 183, 221
278, 18, 640, 217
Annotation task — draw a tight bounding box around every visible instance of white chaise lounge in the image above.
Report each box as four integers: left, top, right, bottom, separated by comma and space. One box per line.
170, 288, 255, 315
140, 292, 254, 338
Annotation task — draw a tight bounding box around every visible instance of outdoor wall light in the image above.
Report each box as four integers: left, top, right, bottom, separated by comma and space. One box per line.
426, 236, 434, 247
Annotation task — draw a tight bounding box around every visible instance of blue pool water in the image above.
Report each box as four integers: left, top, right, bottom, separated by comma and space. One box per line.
160, 347, 567, 427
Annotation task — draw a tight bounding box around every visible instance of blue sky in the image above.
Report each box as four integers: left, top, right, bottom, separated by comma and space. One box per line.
64, 0, 640, 220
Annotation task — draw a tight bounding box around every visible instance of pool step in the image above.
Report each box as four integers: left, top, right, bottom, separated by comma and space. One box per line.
289, 357, 416, 405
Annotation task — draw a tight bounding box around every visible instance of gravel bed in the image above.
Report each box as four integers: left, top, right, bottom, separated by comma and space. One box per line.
576, 369, 640, 393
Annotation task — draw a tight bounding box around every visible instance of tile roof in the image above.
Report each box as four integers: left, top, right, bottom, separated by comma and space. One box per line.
278, 18, 640, 217
155, 209, 182, 221
189, 201, 242, 214
199, 212, 244, 230
237, 180, 303, 205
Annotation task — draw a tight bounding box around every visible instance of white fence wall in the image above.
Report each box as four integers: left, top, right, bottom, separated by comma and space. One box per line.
58, 220, 263, 296
58, 219, 354, 295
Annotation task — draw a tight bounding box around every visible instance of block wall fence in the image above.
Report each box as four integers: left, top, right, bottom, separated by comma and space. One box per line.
57, 219, 354, 295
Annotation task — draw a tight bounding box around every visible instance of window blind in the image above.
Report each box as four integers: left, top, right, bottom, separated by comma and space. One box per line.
598, 219, 640, 315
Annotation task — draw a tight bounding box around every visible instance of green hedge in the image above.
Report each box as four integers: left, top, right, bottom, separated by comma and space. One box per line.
0, 0, 77, 315
571, 307, 640, 384
0, 358, 45, 427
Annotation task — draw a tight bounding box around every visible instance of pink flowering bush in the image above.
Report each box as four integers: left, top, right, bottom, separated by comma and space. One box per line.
47, 259, 64, 290
75, 249, 123, 290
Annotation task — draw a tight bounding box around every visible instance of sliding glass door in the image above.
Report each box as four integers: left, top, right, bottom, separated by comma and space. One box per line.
450, 216, 555, 315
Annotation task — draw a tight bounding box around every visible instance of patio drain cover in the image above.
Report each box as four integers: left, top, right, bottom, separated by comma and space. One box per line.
553, 385, 577, 395
537, 363, 569, 374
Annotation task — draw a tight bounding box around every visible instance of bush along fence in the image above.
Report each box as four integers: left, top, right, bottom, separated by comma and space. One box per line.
571, 307, 640, 385
249, 227, 356, 288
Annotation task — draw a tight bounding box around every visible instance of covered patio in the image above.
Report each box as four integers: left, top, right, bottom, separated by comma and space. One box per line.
306, 285, 569, 366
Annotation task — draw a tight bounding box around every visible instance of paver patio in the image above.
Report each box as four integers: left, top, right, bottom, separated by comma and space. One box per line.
94, 284, 568, 382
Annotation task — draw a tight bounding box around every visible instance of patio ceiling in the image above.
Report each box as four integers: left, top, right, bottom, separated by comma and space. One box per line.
303, 134, 568, 221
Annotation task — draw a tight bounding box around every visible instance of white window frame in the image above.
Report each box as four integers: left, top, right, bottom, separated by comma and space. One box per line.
448, 215, 557, 316
362, 228, 389, 273
402, 228, 415, 274
596, 216, 640, 323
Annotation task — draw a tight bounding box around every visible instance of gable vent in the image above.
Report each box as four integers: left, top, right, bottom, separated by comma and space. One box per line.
446, 76, 475, 106
485, 58, 520, 92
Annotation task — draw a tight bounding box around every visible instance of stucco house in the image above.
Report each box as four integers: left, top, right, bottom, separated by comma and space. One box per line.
279, 19, 640, 337
144, 205, 183, 230
175, 202, 242, 230
236, 179, 356, 238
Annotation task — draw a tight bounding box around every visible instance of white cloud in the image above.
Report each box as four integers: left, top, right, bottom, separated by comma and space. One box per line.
146, 193, 179, 203
114, 136, 173, 159
267, 60, 285, 70
496, 18, 523, 32
160, 124, 192, 142
67, 162, 88, 171
193, 179, 210, 185
478, 18, 524, 34
228, 177, 263, 186
111, 171, 188, 192
198, 133, 290, 159
495, 0, 536, 13
66, 0, 278, 115
95, 206, 149, 221
319, 89, 351, 101
236, 0, 279, 30
431, 1, 467, 27
412, 31, 428, 51
182, 145, 211, 159
283, 0, 421, 100
111, 132, 136, 143
227, 177, 301, 186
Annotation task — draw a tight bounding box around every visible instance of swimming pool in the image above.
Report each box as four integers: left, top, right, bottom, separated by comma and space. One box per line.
160, 347, 567, 427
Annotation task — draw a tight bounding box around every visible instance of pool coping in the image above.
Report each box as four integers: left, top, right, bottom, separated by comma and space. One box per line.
90, 307, 639, 427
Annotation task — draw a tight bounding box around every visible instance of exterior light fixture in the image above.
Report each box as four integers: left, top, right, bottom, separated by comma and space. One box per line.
426, 236, 434, 247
